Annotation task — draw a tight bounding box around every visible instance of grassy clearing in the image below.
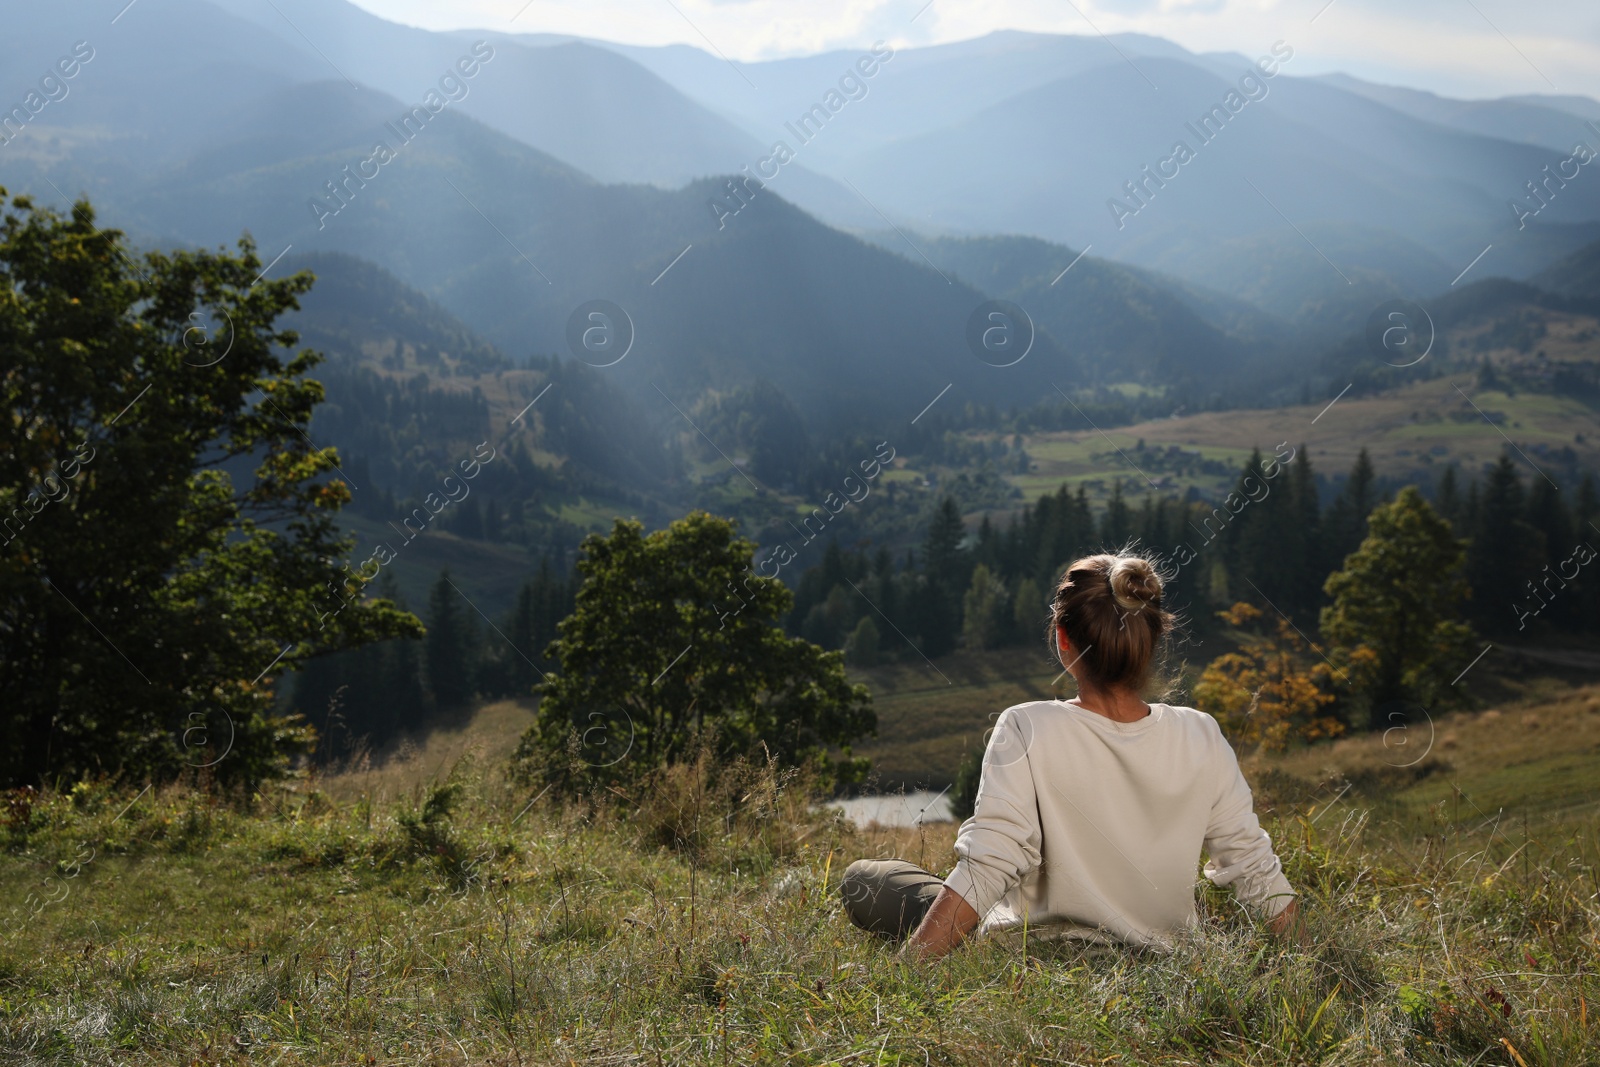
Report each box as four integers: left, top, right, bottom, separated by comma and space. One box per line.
337, 515, 541, 618
1010, 378, 1599, 506
3, 691, 1598, 1065
1259, 684, 1600, 831
850, 647, 1071, 790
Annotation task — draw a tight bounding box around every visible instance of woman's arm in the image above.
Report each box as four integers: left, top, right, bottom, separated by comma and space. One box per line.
937, 707, 1044, 942
898, 886, 981, 962
1201, 720, 1299, 926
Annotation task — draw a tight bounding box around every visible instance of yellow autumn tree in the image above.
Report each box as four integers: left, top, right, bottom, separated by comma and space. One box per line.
1194, 602, 1350, 752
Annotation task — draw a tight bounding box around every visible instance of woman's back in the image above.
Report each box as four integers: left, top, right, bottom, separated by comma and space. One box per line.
943, 698, 1293, 950
840, 550, 1299, 959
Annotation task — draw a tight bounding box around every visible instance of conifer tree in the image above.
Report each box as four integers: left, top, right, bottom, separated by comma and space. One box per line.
1467, 454, 1546, 633
425, 570, 475, 710
918, 496, 968, 656
1321, 448, 1376, 573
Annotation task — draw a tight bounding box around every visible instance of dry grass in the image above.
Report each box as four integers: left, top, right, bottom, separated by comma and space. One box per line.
317, 699, 537, 810
850, 646, 1073, 790
3, 687, 1599, 1065
1254, 683, 1600, 826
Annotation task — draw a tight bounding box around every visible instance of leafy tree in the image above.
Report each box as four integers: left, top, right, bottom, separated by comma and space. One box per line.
961, 564, 1010, 650
0, 191, 418, 789
1320, 488, 1476, 715
1012, 577, 1046, 645
1194, 603, 1345, 752
513, 512, 874, 791
843, 616, 881, 667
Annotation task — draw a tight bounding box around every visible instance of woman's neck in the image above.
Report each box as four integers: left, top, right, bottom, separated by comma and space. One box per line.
1069, 685, 1150, 723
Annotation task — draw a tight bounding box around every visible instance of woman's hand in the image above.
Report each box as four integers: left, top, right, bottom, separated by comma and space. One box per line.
897, 887, 981, 963
1267, 897, 1308, 945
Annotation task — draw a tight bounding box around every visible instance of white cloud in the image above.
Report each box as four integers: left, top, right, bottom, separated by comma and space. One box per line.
350, 0, 1600, 99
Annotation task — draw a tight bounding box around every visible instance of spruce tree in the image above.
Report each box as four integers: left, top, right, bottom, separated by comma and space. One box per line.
507, 579, 541, 695
1100, 480, 1132, 546
1321, 449, 1376, 573
1435, 466, 1462, 530
1526, 478, 1577, 626
454, 498, 485, 540
1468, 454, 1546, 634
1227, 449, 1298, 610
919, 497, 968, 656
425, 570, 475, 710
1288, 447, 1322, 614
1575, 475, 1600, 631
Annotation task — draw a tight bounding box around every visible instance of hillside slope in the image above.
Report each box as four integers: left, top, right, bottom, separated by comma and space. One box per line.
1532, 238, 1600, 299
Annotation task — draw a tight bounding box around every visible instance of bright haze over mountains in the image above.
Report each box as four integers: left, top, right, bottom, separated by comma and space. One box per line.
4, 0, 1599, 456
356, 0, 1600, 103
5, 0, 1599, 631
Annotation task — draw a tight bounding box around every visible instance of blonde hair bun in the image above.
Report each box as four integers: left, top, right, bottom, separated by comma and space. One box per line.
1108, 556, 1162, 613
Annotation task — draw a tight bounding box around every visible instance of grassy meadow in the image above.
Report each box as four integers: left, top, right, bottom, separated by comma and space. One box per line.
1008, 380, 1600, 508
4, 679, 1600, 1066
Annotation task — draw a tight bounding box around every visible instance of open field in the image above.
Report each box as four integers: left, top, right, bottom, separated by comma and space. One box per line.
1006, 378, 1599, 508
4, 680, 1599, 1065
848, 647, 1072, 791
1259, 683, 1600, 830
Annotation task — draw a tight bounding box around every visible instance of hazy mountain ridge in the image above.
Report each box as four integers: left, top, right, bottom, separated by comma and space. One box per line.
4, 0, 1598, 439
1533, 237, 1600, 299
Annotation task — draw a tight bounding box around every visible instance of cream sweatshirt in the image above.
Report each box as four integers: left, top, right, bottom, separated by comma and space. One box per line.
941, 700, 1296, 951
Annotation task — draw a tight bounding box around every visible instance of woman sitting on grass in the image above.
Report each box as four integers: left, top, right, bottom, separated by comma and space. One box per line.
840, 551, 1302, 960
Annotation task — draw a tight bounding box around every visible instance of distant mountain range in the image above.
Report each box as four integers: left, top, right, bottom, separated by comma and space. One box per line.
3, 0, 1599, 426
572, 29, 1600, 301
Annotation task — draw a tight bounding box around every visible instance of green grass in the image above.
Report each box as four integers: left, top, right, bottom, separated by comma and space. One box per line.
3, 719, 1597, 1066
1003, 378, 1600, 508
339, 513, 541, 617
554, 497, 634, 529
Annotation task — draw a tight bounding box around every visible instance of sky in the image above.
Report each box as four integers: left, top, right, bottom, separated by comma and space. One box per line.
350, 0, 1600, 102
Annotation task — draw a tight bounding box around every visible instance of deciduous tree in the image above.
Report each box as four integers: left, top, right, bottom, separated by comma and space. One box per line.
1320, 487, 1476, 715
1195, 603, 1345, 752
513, 512, 874, 792
0, 191, 418, 788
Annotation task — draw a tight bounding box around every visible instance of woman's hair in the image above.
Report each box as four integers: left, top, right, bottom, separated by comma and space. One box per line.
1049, 550, 1174, 691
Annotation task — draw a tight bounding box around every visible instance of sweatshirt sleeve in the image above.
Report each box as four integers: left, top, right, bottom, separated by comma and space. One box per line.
941, 706, 1043, 920
1200, 719, 1296, 919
